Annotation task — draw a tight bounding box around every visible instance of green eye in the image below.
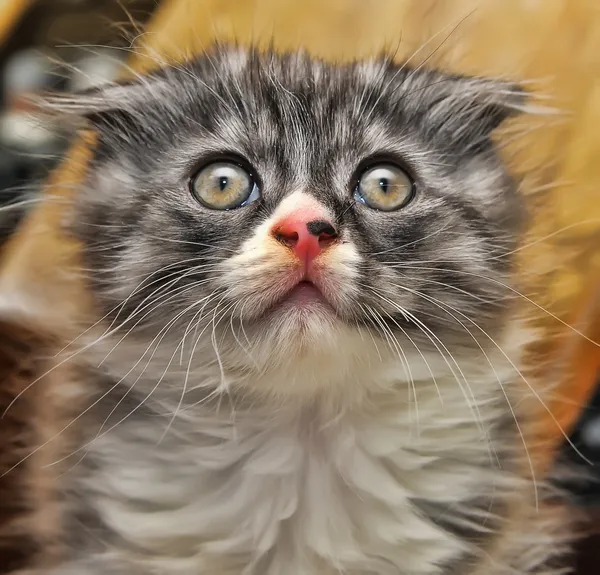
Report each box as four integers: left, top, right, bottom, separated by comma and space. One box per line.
190, 161, 260, 210
355, 163, 414, 211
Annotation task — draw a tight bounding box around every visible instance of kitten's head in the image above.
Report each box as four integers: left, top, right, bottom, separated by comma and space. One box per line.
51, 47, 526, 398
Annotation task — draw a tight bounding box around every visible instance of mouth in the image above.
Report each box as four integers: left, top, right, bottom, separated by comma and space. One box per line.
262, 279, 335, 320
233, 265, 345, 326
285, 280, 326, 305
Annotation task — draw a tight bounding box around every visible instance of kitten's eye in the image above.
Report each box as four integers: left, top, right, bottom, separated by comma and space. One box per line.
355, 164, 414, 211
190, 161, 260, 210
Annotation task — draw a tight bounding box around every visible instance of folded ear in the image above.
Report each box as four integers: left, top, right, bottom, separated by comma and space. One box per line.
402, 72, 553, 154
457, 77, 530, 131
411, 75, 520, 137
29, 73, 169, 135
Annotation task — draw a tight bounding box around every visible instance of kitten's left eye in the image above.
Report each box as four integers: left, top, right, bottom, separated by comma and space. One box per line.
190, 161, 260, 210
355, 164, 414, 211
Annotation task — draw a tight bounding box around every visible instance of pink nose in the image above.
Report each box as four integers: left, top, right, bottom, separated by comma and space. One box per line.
272, 217, 338, 263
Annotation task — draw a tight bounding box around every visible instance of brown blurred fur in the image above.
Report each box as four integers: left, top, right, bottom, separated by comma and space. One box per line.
0, 320, 65, 574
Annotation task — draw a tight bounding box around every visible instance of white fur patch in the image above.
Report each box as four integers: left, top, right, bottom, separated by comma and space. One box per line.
56, 321, 558, 575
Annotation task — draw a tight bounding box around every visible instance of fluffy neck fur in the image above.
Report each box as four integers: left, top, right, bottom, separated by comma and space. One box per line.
48, 322, 564, 575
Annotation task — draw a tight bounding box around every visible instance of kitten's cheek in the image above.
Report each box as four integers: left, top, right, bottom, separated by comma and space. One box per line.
312, 243, 362, 308
219, 237, 303, 306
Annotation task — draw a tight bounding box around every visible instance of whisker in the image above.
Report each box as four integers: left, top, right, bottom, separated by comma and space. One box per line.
58, 259, 221, 356
44, 292, 222, 471
144, 235, 237, 252
224, 300, 259, 370
360, 303, 419, 432
490, 218, 600, 260
380, 309, 444, 408
97, 278, 217, 366
392, 265, 600, 348
103, 261, 221, 334
360, 283, 488, 438
369, 222, 452, 256
365, 287, 505, 476
395, 272, 516, 305
390, 281, 593, 469
159, 291, 233, 443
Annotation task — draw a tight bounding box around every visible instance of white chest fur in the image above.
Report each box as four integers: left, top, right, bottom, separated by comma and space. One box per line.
74, 362, 516, 575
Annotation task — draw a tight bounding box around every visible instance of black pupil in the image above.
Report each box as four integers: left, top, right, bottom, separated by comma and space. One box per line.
379, 177, 390, 194
218, 176, 228, 191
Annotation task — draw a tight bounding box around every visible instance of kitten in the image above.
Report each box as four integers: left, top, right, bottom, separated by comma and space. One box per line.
26, 46, 572, 574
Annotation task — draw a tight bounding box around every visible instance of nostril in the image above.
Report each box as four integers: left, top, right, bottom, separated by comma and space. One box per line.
306, 220, 337, 238
306, 220, 338, 249
274, 229, 299, 247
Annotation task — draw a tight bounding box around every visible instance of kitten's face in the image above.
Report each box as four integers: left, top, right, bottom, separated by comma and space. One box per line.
61, 48, 524, 395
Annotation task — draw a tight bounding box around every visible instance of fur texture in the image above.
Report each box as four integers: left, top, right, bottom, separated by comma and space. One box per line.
0, 317, 66, 575
10, 47, 574, 573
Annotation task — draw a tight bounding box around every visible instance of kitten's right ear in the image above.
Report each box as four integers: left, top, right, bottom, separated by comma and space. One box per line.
30, 76, 165, 133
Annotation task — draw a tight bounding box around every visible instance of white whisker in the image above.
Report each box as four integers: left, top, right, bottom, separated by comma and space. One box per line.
393, 265, 600, 348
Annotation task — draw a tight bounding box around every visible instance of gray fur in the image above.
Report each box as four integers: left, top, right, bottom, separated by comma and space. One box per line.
38, 46, 573, 574
51, 46, 526, 349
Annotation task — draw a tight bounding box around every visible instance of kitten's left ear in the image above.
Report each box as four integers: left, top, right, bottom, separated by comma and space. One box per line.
462, 76, 558, 121
455, 77, 529, 132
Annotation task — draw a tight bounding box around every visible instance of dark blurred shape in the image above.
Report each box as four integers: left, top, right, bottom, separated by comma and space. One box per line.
562, 377, 600, 505
0, 0, 157, 242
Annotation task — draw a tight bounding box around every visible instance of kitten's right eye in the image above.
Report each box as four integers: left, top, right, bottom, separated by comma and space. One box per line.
190, 161, 260, 210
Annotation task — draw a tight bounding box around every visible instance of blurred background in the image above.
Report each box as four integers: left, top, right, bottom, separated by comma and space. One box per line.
0, 0, 597, 572
0, 0, 158, 241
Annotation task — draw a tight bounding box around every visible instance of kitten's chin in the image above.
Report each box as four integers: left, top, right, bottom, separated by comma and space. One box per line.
225, 318, 389, 401
262, 297, 339, 345
235, 288, 349, 363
